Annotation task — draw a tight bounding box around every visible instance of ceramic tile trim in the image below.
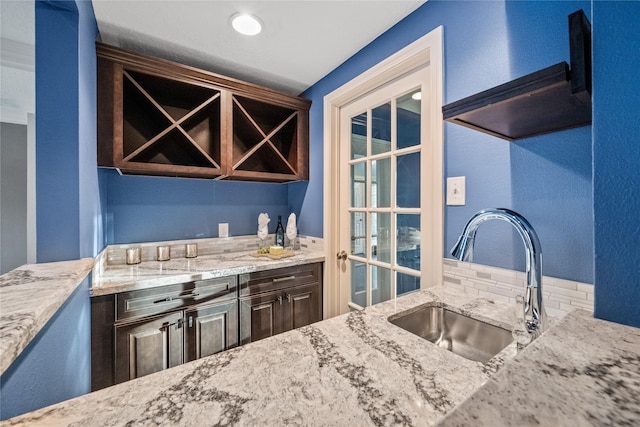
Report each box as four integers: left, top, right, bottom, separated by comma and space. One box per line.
442, 258, 594, 318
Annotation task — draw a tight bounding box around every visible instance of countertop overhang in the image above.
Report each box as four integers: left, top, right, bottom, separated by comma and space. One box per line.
0, 258, 94, 376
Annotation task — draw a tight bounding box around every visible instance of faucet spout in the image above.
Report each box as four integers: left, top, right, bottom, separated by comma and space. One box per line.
450, 208, 547, 341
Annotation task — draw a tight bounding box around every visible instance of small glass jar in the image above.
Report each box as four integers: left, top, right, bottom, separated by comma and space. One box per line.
156, 246, 171, 261
125, 247, 141, 265
185, 243, 198, 258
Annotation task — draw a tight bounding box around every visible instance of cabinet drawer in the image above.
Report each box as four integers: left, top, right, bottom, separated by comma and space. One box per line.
239, 263, 321, 297
116, 276, 237, 321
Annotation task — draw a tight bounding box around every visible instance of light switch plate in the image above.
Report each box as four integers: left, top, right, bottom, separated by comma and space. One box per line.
446, 176, 466, 206
218, 223, 229, 238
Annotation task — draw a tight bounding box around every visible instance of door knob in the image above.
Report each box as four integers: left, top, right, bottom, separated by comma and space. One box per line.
336, 250, 347, 261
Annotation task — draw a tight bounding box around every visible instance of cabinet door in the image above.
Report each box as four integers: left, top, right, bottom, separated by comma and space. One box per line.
283, 282, 322, 332
114, 312, 183, 384
239, 291, 284, 345
185, 300, 238, 362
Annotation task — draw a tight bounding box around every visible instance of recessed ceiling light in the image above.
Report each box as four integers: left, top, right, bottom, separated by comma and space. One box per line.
411, 91, 422, 101
231, 13, 262, 36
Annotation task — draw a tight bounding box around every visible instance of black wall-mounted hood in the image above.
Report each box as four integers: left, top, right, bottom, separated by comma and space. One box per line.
442, 10, 592, 141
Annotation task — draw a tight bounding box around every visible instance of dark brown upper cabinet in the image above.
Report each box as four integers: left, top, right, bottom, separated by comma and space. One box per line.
442, 10, 591, 141
97, 43, 311, 181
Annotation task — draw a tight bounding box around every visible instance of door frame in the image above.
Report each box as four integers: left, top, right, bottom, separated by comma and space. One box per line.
323, 27, 444, 319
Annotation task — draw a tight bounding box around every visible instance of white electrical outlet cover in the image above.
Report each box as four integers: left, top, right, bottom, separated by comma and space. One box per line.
446, 176, 466, 206
219, 223, 229, 238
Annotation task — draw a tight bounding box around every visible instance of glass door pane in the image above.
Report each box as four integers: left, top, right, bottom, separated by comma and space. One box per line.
351, 212, 367, 258
342, 80, 424, 311
371, 102, 391, 155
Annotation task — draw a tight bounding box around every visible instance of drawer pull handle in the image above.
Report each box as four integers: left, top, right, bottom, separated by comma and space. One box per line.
154, 292, 200, 304
272, 276, 295, 283
285, 293, 291, 302
277, 295, 283, 305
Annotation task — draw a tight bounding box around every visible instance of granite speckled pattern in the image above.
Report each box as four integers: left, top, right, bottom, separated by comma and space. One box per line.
0, 258, 93, 375
438, 309, 640, 427
91, 246, 325, 296
2, 287, 521, 426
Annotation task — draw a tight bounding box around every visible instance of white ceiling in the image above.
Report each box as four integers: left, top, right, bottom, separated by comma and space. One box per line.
92, 0, 427, 95
0, 1, 426, 125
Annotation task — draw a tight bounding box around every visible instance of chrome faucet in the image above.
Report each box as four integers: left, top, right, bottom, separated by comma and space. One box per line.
451, 208, 547, 341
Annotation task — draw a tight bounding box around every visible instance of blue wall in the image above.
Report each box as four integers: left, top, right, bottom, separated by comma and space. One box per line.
102, 170, 291, 243
77, 0, 103, 258
592, 1, 640, 327
35, 0, 103, 261
0, 277, 92, 419
36, 0, 81, 262
302, 0, 593, 283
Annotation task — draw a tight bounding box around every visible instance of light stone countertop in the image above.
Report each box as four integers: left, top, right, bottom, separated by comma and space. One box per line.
0, 258, 94, 375
1, 287, 522, 426
91, 246, 325, 296
437, 309, 640, 426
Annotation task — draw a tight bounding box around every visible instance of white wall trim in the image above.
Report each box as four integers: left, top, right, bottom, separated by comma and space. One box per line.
323, 27, 444, 319
27, 112, 36, 264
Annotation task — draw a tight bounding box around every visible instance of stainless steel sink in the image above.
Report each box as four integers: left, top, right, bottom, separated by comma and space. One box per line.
388, 305, 513, 363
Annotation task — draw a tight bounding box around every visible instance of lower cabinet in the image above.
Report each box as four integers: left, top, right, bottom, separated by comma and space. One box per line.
92, 275, 239, 391
284, 282, 321, 331
112, 299, 239, 384
114, 311, 184, 384
91, 263, 322, 391
239, 291, 285, 343
184, 300, 238, 362
239, 263, 322, 344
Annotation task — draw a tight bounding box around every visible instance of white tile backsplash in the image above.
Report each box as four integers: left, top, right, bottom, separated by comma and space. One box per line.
443, 258, 593, 318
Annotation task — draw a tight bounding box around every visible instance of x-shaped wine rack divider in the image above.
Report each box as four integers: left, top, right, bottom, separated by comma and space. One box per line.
122, 70, 221, 168
231, 97, 298, 174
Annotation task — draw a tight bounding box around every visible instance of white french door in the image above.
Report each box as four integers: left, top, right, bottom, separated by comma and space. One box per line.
323, 28, 443, 318
338, 69, 428, 309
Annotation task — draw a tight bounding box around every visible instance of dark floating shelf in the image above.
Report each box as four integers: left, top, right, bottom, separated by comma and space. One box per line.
442, 10, 592, 141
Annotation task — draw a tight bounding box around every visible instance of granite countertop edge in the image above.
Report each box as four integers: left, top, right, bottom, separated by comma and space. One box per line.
0, 258, 94, 376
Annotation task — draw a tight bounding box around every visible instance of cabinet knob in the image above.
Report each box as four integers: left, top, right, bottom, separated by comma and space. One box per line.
286, 293, 291, 302
277, 295, 283, 305
337, 250, 348, 261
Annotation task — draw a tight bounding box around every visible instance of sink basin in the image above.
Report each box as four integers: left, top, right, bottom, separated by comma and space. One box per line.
388, 305, 513, 363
